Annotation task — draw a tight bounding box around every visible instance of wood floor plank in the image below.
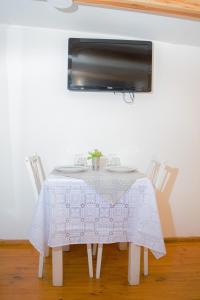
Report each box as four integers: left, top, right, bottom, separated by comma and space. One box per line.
0, 242, 200, 300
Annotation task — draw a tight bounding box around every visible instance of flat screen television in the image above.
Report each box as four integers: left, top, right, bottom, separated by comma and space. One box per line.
68, 38, 152, 92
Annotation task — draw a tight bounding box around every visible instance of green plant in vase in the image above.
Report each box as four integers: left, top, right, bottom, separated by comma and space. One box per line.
87, 149, 103, 170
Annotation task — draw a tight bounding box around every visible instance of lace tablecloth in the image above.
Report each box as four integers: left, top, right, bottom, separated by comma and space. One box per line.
29, 174, 166, 259
53, 169, 145, 204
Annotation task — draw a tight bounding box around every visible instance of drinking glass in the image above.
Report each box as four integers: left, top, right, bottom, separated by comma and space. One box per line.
106, 154, 121, 167
74, 154, 87, 167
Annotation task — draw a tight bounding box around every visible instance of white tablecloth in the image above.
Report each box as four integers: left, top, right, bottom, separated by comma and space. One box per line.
29, 174, 166, 259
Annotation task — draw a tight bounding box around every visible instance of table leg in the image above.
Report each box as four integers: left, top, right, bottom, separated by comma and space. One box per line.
52, 246, 63, 286
128, 243, 141, 285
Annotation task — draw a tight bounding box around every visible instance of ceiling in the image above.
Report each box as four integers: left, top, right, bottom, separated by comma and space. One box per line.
0, 0, 200, 47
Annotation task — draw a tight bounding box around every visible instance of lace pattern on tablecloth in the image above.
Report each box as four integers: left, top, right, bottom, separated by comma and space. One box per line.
29, 177, 166, 259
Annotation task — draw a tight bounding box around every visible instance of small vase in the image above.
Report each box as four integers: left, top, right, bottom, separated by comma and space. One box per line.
92, 157, 100, 170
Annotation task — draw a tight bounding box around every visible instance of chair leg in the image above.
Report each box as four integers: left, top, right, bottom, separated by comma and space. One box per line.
93, 243, 97, 256
96, 244, 103, 279
87, 244, 93, 278
128, 243, 141, 285
38, 254, 44, 278
52, 246, 63, 286
143, 247, 148, 276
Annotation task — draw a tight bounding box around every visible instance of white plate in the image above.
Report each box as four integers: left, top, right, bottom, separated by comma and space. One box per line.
105, 166, 137, 173
55, 166, 88, 173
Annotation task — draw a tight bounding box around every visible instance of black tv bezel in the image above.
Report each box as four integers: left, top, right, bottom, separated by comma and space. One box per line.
68, 38, 152, 93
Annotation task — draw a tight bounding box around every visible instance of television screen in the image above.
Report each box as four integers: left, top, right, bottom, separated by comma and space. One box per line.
68, 38, 152, 92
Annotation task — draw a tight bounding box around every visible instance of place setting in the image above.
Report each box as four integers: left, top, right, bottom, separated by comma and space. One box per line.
53, 149, 138, 175
49, 150, 145, 207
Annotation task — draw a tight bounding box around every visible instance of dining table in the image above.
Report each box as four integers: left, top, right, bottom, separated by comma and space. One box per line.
29, 165, 166, 286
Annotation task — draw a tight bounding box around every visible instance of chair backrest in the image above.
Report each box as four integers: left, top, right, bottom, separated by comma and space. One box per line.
146, 160, 161, 187
157, 165, 174, 193
25, 154, 45, 200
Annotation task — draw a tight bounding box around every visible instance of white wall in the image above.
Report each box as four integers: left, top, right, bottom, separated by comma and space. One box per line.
0, 26, 15, 238
1, 25, 200, 238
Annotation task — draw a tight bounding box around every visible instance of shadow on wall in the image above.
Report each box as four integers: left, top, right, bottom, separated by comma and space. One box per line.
156, 165, 179, 237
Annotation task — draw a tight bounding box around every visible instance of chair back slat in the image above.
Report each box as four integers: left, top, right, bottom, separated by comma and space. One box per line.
25, 154, 45, 202
158, 166, 172, 193
146, 160, 161, 187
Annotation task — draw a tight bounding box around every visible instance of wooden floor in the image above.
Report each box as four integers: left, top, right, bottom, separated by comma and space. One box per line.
0, 242, 200, 300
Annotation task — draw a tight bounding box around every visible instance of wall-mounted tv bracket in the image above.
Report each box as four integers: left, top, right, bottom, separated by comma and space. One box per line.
114, 91, 135, 104
123, 92, 135, 104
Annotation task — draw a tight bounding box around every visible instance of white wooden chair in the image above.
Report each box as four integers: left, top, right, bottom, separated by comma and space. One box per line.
25, 154, 94, 279
143, 160, 161, 276
143, 161, 174, 277
25, 154, 47, 278
95, 159, 162, 279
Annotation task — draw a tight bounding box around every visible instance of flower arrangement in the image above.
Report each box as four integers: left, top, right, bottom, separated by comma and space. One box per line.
87, 149, 103, 160
87, 149, 103, 170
